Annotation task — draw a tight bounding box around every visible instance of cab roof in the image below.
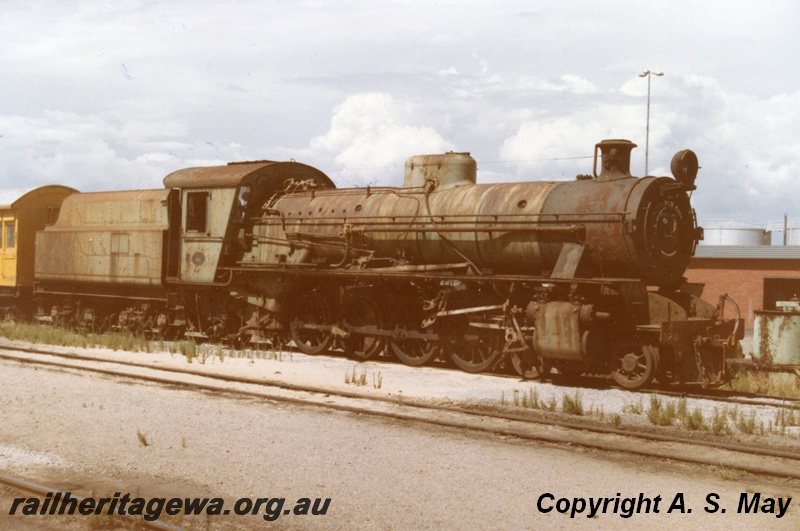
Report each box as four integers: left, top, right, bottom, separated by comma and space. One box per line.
162, 160, 335, 190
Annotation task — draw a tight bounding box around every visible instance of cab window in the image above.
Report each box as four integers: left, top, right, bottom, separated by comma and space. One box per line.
186, 192, 209, 233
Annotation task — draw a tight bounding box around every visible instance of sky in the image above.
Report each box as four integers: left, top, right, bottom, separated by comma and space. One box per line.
1, 0, 798, 230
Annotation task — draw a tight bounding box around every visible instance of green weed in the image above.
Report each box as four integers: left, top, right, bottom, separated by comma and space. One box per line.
726, 372, 800, 398
344, 365, 368, 387
711, 407, 731, 435
647, 395, 678, 426
561, 391, 584, 416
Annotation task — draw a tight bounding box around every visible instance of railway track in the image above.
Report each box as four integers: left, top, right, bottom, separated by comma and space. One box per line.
540, 372, 800, 410
204, 337, 800, 411
4, 339, 799, 411
224, 335, 800, 411
644, 384, 800, 409
1, 342, 799, 481
169, 332, 800, 411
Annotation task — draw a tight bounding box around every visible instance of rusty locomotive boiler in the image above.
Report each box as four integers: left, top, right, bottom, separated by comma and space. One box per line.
32, 139, 743, 389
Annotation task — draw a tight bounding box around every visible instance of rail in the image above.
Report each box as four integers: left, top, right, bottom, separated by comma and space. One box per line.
1, 344, 799, 481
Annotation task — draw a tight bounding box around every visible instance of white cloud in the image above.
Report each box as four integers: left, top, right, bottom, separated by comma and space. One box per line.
0, 1, 797, 226
688, 88, 800, 223
310, 93, 453, 186
0, 110, 225, 191
539, 75, 600, 94
496, 70, 800, 225
498, 102, 647, 180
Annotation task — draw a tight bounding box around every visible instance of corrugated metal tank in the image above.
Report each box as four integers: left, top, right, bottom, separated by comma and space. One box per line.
701, 223, 770, 246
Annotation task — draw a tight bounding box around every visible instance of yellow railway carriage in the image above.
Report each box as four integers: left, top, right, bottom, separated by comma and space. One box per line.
0, 186, 78, 307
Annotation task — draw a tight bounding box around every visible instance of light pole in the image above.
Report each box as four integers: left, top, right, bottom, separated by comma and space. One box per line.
639, 70, 663, 176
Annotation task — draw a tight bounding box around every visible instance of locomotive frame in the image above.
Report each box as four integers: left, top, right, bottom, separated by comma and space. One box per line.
29, 139, 744, 389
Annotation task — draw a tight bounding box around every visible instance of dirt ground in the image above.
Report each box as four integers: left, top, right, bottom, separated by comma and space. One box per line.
1, 346, 799, 530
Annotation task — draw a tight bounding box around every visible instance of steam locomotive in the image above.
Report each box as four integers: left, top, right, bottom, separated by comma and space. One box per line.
30, 139, 743, 389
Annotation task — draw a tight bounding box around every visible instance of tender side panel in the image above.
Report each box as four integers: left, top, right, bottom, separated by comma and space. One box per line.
35, 189, 170, 287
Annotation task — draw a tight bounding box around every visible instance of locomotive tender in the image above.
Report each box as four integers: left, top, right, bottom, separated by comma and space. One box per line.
32, 139, 743, 389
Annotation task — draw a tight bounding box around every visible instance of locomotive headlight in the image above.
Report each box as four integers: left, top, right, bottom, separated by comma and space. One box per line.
671, 149, 699, 189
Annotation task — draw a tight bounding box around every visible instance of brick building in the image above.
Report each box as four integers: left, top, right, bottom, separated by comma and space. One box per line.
685, 246, 800, 329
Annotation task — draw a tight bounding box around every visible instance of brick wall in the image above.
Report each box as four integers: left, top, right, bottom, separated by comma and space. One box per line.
685, 258, 800, 328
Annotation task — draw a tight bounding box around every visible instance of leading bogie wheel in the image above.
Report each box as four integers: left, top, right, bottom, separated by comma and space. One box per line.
510, 350, 551, 380
610, 338, 658, 389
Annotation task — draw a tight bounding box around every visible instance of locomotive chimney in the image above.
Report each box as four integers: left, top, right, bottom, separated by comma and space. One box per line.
593, 139, 637, 181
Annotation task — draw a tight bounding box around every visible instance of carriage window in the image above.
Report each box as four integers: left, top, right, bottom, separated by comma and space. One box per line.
4, 222, 15, 249
186, 192, 210, 233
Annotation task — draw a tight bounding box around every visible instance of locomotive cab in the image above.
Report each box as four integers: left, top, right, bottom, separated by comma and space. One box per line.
162, 160, 335, 285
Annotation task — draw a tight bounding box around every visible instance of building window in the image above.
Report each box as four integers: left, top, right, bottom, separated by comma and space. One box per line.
186, 192, 209, 233
4, 222, 15, 249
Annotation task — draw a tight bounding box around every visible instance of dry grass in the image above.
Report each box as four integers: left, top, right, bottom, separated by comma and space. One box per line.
0, 321, 151, 352
726, 371, 800, 398
561, 391, 584, 416
344, 365, 368, 386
